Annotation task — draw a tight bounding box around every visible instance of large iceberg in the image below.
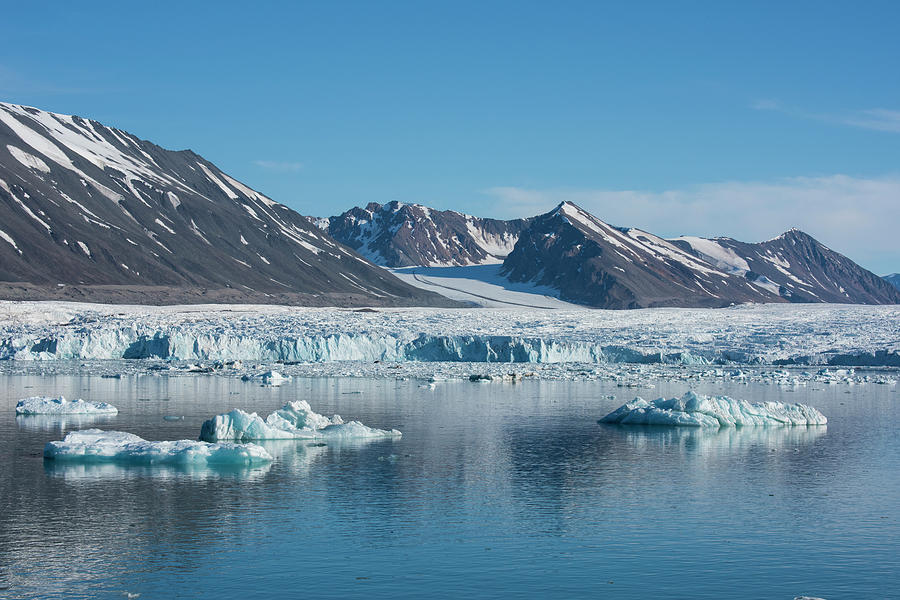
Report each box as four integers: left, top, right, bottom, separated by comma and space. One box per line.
199, 400, 402, 442
44, 429, 273, 466
599, 391, 827, 427
16, 396, 118, 415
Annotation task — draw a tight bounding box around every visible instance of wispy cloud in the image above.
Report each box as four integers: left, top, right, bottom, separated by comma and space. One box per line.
253, 160, 304, 172
752, 99, 900, 133
484, 174, 900, 273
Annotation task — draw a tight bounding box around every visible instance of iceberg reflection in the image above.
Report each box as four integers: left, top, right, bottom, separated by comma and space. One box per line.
610, 422, 827, 454
16, 413, 117, 433
44, 460, 272, 481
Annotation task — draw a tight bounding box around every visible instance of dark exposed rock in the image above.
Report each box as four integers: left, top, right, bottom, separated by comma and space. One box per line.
0, 102, 457, 307
322, 201, 529, 267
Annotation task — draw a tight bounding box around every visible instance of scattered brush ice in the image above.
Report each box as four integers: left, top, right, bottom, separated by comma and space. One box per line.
599, 391, 827, 427
199, 400, 401, 442
44, 429, 272, 466
16, 396, 118, 415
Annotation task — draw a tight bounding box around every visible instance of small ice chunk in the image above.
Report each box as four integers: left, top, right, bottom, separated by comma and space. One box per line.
16, 396, 118, 415
199, 400, 401, 442
599, 391, 827, 427
44, 429, 272, 466
261, 370, 290, 385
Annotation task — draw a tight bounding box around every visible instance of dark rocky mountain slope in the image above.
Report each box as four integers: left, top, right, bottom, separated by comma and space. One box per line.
500, 202, 784, 309
0, 102, 456, 306
500, 202, 899, 309
322, 201, 529, 267
671, 230, 900, 304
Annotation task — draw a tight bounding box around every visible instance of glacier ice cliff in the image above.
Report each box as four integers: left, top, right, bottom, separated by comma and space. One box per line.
1, 302, 899, 366
199, 400, 402, 442
44, 429, 272, 466
599, 392, 827, 427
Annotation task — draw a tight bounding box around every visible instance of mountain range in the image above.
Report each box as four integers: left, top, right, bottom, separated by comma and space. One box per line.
0, 102, 455, 307
323, 201, 900, 309
1, 101, 897, 309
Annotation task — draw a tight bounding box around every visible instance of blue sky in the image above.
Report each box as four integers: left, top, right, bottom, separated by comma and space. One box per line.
3, 1, 899, 273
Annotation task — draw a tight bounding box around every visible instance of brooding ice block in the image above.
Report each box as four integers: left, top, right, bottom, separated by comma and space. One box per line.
599, 391, 827, 427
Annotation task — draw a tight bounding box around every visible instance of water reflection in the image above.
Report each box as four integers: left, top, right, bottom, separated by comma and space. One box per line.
605, 423, 828, 455
15, 413, 117, 433
43, 460, 273, 481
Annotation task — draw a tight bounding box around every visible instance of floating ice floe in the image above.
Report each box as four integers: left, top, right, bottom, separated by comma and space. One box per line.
599, 391, 827, 427
44, 429, 272, 466
199, 400, 402, 442
16, 396, 118, 415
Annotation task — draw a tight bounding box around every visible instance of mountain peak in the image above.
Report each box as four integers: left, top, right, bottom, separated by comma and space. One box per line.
0, 100, 454, 306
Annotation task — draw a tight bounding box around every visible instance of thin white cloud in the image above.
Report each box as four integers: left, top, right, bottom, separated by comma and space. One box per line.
752, 99, 900, 133
253, 160, 304, 172
483, 174, 900, 274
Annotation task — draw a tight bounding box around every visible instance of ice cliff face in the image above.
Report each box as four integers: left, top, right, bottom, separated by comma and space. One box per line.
0, 102, 453, 307
323, 201, 529, 267
2, 302, 899, 366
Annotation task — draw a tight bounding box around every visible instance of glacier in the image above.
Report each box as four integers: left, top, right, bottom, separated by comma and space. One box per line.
1, 301, 899, 366
44, 429, 273, 466
199, 400, 402, 442
599, 392, 827, 427
16, 396, 118, 415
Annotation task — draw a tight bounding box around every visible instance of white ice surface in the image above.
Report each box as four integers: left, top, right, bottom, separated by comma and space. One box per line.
391, 265, 584, 309
44, 429, 272, 466
0, 301, 898, 366
599, 391, 827, 427
199, 400, 402, 442
16, 396, 118, 415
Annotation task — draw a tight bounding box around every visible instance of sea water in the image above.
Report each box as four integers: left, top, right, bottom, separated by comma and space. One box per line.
0, 373, 897, 599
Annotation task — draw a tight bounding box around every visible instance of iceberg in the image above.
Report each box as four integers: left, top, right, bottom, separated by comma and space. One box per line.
44, 429, 273, 466
199, 400, 402, 442
599, 391, 827, 427
16, 396, 118, 415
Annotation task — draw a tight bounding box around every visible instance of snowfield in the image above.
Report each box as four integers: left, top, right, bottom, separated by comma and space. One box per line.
0, 300, 898, 367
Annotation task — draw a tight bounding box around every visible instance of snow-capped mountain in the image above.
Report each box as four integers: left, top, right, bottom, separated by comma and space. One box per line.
322, 201, 529, 267
501, 202, 785, 309
884, 273, 900, 291
672, 230, 900, 304
0, 102, 454, 306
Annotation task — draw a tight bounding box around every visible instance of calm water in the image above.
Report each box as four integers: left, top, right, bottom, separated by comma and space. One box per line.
0, 373, 898, 599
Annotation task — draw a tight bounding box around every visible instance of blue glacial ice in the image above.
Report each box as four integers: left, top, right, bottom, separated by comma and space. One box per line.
199, 400, 402, 442
44, 429, 273, 466
599, 391, 827, 427
16, 396, 118, 415
1, 302, 898, 366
